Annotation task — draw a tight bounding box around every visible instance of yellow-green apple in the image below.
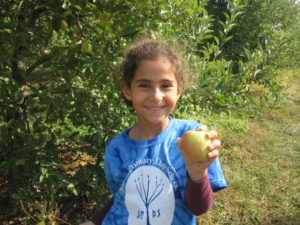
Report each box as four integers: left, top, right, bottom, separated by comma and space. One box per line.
40, 49, 50, 55
181, 130, 211, 161
60, 20, 68, 30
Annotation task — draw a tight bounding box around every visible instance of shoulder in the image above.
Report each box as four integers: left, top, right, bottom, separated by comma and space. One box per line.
163, 117, 203, 140
105, 130, 128, 154
107, 131, 125, 146
171, 117, 201, 131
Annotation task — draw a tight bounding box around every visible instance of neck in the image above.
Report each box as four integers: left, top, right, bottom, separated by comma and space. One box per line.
129, 118, 170, 141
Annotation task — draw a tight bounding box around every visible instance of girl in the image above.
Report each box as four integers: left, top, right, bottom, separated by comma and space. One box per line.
82, 38, 227, 225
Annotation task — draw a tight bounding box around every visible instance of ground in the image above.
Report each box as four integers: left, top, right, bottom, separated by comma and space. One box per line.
197, 69, 300, 225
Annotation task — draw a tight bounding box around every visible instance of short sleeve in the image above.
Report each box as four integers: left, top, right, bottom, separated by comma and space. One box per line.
104, 145, 114, 193
104, 142, 121, 195
208, 157, 228, 192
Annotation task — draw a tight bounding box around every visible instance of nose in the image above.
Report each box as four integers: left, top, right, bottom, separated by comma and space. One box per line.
151, 87, 163, 101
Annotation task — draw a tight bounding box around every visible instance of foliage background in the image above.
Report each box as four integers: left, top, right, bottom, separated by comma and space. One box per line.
0, 0, 299, 224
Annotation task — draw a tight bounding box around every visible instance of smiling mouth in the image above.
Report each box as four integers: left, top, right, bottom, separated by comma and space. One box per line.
145, 106, 166, 111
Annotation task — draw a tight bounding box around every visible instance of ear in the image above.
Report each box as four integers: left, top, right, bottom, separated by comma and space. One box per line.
176, 86, 182, 100
121, 82, 132, 101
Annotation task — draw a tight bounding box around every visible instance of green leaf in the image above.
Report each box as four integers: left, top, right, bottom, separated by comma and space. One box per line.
198, 88, 211, 96
214, 36, 220, 46
225, 35, 234, 42
16, 159, 25, 166
41, 167, 48, 175
67, 183, 78, 196
119, 26, 139, 37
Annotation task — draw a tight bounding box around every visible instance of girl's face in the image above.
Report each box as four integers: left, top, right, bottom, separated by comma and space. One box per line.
122, 57, 182, 127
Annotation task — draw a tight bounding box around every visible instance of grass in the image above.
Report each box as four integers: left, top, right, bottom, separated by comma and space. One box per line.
195, 68, 300, 225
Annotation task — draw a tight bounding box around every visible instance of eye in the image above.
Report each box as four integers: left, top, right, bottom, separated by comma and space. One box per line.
161, 83, 173, 89
138, 84, 150, 88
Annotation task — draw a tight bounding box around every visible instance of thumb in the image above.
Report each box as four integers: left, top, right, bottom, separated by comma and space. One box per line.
176, 137, 189, 161
176, 137, 182, 149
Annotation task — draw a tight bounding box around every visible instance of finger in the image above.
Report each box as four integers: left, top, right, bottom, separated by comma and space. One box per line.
209, 139, 221, 150
206, 130, 218, 140
198, 125, 208, 131
176, 138, 191, 162
177, 138, 188, 158
176, 137, 182, 149
208, 149, 219, 159
180, 147, 189, 160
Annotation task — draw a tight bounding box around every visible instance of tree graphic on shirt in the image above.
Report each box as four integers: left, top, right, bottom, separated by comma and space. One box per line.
135, 174, 164, 225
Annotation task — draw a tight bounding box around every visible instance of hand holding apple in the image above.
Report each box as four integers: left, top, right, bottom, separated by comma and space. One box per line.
176, 125, 221, 181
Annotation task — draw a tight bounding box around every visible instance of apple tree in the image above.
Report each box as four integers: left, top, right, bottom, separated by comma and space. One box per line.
0, 0, 216, 223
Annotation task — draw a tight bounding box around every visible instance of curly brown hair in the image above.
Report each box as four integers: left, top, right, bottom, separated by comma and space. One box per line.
120, 37, 189, 106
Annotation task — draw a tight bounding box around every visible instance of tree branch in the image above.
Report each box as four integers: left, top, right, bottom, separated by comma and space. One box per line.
26, 56, 51, 75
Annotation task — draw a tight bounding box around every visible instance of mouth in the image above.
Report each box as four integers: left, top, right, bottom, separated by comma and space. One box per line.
144, 106, 166, 112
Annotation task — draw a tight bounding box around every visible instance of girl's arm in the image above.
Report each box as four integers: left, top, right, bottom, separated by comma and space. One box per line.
185, 174, 213, 216
89, 198, 114, 225
177, 126, 220, 216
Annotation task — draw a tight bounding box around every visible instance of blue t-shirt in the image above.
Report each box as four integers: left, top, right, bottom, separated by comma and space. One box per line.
103, 117, 227, 225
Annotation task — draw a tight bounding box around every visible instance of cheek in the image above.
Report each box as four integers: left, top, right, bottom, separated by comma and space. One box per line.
131, 91, 146, 103
167, 94, 180, 105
